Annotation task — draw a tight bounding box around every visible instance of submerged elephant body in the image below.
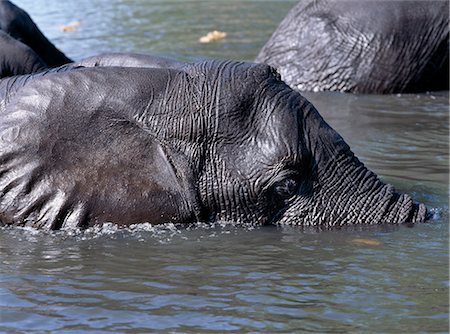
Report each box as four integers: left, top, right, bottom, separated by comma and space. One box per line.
0, 61, 426, 229
257, 0, 449, 94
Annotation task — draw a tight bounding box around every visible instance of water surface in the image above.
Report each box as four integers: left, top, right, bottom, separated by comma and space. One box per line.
1, 1, 449, 333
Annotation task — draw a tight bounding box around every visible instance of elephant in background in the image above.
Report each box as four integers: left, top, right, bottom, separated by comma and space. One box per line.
256, 0, 449, 94
0, 30, 48, 77
0, 1, 184, 77
0, 0, 72, 68
0, 35, 185, 78
75, 52, 187, 70
0, 60, 426, 230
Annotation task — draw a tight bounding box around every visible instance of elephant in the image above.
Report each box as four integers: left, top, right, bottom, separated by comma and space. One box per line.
256, 0, 449, 94
0, 30, 47, 77
0, 0, 72, 75
0, 1, 184, 77
0, 35, 182, 78
0, 59, 427, 230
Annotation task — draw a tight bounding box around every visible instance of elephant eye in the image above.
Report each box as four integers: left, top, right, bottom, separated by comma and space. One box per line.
273, 178, 298, 199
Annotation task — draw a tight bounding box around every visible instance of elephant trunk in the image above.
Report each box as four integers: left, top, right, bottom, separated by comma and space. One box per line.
305, 161, 427, 226
277, 101, 427, 226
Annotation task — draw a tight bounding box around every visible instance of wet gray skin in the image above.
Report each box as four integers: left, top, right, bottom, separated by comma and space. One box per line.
256, 0, 449, 94
0, 60, 426, 230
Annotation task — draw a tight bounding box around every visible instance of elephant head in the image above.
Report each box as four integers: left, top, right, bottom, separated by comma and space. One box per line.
139, 60, 426, 226
0, 60, 426, 229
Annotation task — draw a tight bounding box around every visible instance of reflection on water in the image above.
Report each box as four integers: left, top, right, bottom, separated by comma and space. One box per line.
2, 0, 449, 333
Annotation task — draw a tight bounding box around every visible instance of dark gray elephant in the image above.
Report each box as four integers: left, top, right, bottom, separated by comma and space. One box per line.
0, 30, 47, 77
0, 40, 184, 78
256, 0, 449, 94
0, 2, 189, 78
0, 0, 72, 74
0, 60, 426, 230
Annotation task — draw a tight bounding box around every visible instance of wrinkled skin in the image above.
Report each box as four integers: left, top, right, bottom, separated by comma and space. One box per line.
0, 0, 72, 75
0, 60, 426, 230
256, 0, 449, 94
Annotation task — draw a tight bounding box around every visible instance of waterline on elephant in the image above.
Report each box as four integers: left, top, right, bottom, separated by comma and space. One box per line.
0, 60, 427, 230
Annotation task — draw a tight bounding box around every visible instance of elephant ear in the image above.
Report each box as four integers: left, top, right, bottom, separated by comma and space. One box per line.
0, 70, 200, 229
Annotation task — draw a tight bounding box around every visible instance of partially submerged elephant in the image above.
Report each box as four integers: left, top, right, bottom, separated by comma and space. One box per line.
257, 0, 449, 94
0, 2, 188, 78
0, 60, 426, 230
0, 0, 72, 67
0, 1, 183, 77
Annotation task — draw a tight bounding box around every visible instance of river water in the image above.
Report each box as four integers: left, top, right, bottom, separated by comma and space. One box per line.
1, 1, 448, 333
